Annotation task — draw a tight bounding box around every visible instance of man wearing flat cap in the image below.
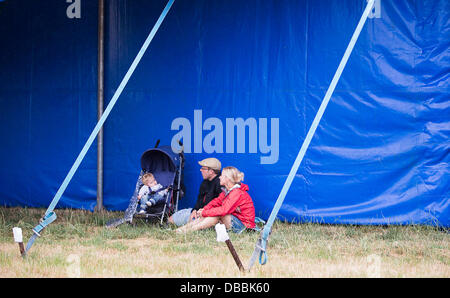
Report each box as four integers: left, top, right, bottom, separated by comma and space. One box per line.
169, 157, 222, 226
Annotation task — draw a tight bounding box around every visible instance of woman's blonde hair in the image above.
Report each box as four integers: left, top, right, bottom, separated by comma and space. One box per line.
222, 166, 244, 184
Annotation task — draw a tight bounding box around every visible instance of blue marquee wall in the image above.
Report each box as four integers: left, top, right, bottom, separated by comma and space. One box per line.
0, 0, 448, 226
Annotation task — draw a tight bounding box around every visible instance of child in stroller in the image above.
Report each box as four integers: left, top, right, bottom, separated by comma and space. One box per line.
106, 144, 185, 228
138, 172, 169, 214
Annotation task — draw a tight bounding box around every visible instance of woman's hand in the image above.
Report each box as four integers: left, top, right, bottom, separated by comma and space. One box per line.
197, 208, 204, 218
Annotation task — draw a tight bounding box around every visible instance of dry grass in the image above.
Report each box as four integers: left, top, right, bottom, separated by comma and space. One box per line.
0, 207, 449, 278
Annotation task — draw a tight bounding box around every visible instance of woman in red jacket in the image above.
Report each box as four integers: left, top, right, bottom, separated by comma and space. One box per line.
176, 166, 256, 234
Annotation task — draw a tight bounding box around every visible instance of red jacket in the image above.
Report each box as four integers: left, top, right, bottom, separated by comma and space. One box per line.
202, 183, 256, 229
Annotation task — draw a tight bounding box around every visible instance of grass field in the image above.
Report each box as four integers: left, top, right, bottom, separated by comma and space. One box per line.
1, 207, 448, 278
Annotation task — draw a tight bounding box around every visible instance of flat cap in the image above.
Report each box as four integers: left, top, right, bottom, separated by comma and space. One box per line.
198, 158, 221, 171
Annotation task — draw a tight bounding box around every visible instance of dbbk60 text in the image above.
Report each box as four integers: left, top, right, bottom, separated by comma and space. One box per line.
224, 282, 270, 293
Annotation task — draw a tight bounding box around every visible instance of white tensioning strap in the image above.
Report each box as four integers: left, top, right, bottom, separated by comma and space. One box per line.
248, 0, 375, 270
24, 0, 175, 256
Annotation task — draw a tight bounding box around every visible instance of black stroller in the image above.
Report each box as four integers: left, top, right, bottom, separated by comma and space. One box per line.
107, 142, 185, 228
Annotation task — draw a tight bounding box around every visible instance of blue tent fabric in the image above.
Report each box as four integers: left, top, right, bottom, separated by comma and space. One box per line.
0, 0, 448, 226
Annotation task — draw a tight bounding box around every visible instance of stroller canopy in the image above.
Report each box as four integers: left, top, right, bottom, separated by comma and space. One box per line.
140, 146, 181, 187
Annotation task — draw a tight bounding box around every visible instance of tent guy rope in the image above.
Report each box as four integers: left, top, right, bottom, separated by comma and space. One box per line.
247, 0, 375, 271
23, 0, 175, 256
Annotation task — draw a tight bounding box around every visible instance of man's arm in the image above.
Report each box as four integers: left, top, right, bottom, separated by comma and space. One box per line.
202, 178, 222, 206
